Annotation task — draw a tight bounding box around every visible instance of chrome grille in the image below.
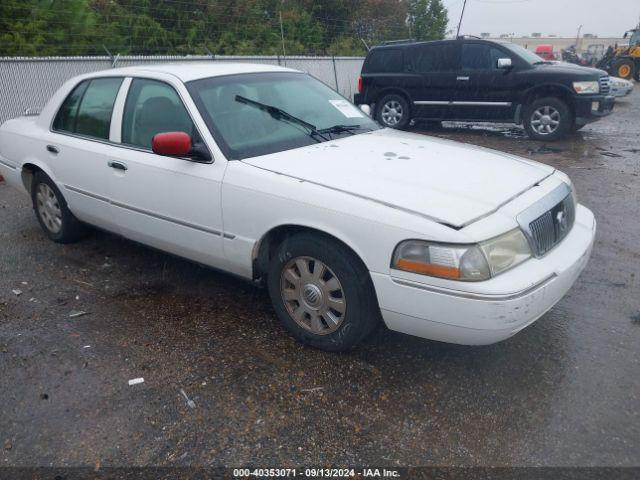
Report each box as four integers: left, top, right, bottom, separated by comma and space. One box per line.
599, 76, 610, 95
527, 193, 575, 257
516, 183, 576, 258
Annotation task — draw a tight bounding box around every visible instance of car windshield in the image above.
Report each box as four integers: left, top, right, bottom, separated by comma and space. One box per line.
187, 72, 379, 160
502, 43, 545, 65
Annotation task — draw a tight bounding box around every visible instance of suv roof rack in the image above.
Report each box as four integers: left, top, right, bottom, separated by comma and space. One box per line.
381, 38, 416, 46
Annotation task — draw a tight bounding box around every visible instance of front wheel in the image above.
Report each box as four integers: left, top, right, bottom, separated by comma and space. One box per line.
523, 97, 572, 141
375, 94, 411, 129
613, 58, 635, 80
267, 233, 380, 351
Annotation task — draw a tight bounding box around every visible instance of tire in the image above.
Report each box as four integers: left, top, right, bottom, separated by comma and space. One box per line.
31, 171, 86, 243
523, 97, 572, 141
633, 68, 640, 82
267, 232, 380, 351
375, 94, 411, 129
613, 58, 635, 80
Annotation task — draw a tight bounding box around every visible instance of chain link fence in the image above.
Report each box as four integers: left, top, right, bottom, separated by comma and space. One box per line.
0, 55, 365, 124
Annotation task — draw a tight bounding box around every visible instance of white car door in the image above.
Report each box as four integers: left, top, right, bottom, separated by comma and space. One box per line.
46, 76, 125, 231
107, 75, 227, 267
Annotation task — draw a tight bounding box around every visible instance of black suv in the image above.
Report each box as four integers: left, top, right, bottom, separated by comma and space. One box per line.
354, 38, 615, 140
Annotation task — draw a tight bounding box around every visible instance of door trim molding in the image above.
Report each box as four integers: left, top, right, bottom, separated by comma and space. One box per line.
63, 184, 233, 238
414, 101, 512, 106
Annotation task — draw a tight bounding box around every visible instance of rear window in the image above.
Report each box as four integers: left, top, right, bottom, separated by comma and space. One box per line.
53, 77, 123, 140
411, 43, 458, 72
363, 49, 404, 73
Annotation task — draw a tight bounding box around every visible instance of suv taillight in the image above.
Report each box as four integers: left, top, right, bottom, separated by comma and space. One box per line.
357, 76, 363, 93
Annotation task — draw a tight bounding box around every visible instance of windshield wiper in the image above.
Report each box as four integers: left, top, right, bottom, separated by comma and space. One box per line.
317, 124, 368, 137
235, 95, 327, 141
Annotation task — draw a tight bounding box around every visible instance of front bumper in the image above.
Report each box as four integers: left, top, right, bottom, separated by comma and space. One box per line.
574, 94, 615, 124
371, 204, 596, 345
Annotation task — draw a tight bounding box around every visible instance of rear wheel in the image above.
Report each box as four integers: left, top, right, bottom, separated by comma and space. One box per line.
267, 233, 380, 351
375, 94, 411, 129
523, 97, 572, 141
31, 171, 86, 243
613, 58, 635, 80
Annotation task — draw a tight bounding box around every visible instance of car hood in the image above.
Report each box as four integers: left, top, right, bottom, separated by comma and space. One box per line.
537, 62, 607, 78
241, 129, 555, 228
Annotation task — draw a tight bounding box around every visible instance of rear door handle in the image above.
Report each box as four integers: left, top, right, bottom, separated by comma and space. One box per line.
456, 76, 470, 81
46, 145, 59, 154
108, 160, 128, 171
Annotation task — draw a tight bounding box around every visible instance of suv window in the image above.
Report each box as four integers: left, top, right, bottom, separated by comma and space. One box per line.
122, 78, 197, 149
364, 49, 404, 73
412, 43, 458, 72
461, 44, 507, 70
53, 78, 122, 139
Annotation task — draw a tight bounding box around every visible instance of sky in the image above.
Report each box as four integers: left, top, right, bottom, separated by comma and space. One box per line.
444, 0, 640, 38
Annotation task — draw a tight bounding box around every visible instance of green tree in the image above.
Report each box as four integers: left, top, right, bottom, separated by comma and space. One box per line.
407, 0, 448, 41
0, 0, 97, 56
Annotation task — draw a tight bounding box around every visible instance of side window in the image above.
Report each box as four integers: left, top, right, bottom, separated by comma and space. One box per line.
413, 44, 458, 72
52, 80, 89, 133
122, 78, 198, 150
74, 78, 123, 139
363, 49, 404, 73
461, 44, 508, 70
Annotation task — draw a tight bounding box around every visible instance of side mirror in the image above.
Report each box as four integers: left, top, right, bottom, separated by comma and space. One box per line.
359, 104, 371, 116
497, 58, 512, 69
152, 132, 212, 163
152, 131, 192, 156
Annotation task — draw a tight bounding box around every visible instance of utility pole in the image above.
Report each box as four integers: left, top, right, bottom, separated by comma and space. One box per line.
456, 0, 468, 38
279, 9, 287, 66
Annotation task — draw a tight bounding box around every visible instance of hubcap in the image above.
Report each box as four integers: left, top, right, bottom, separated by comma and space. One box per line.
280, 256, 346, 335
619, 65, 631, 78
530, 106, 561, 135
381, 100, 403, 126
36, 183, 62, 234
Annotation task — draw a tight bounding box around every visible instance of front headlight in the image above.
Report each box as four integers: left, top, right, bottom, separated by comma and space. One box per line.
392, 229, 532, 281
573, 81, 599, 94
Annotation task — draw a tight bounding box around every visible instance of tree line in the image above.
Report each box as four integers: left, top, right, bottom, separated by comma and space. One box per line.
0, 0, 449, 57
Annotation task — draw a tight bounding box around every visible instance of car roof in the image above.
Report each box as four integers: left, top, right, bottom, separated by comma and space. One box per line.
91, 62, 300, 82
371, 38, 512, 51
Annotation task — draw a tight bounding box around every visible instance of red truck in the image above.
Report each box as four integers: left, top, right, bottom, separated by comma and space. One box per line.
535, 44, 557, 61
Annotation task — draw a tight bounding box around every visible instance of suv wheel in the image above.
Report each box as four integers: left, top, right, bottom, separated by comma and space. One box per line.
523, 97, 571, 141
267, 233, 380, 351
31, 171, 86, 243
376, 94, 411, 129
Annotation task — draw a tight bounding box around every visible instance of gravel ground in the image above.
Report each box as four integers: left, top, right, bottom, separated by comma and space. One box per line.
0, 86, 639, 468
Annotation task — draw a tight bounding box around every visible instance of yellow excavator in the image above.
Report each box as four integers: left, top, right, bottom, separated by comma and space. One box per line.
597, 29, 640, 80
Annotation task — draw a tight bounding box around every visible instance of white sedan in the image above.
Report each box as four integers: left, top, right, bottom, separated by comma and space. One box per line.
610, 76, 634, 97
0, 63, 596, 351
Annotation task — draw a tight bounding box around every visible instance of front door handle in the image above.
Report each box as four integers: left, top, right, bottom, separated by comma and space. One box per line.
46, 145, 59, 154
456, 76, 470, 81
108, 160, 128, 171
